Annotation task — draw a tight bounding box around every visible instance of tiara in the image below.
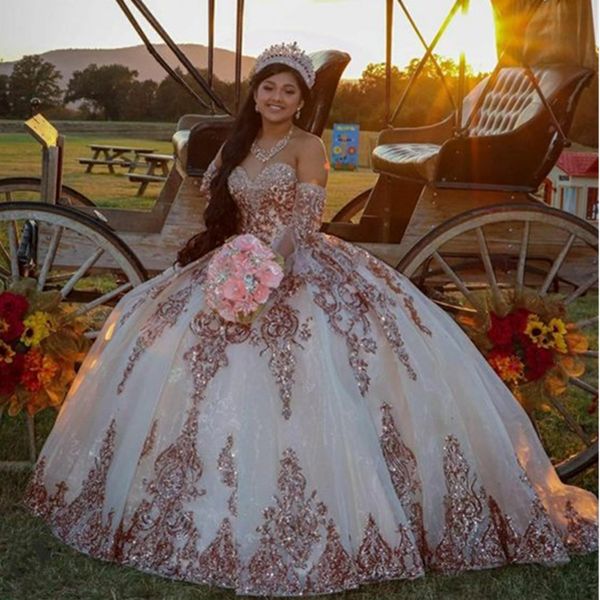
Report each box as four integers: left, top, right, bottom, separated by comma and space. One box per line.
253, 42, 315, 88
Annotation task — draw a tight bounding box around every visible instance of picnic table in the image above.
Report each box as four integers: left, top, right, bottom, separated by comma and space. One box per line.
127, 153, 174, 196
79, 144, 155, 173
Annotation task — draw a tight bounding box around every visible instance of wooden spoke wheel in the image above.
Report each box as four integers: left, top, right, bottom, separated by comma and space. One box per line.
0, 177, 95, 207
0, 202, 147, 339
398, 203, 598, 482
329, 188, 371, 223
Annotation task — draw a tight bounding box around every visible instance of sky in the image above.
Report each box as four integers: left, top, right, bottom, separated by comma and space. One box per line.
0, 0, 500, 78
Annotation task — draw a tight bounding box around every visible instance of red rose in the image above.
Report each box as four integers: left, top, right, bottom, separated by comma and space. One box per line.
524, 343, 554, 381
488, 312, 514, 347
510, 309, 530, 334
0, 292, 29, 320
0, 313, 25, 342
0, 353, 24, 396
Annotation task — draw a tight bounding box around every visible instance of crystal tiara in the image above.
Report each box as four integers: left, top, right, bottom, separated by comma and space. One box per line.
253, 42, 316, 89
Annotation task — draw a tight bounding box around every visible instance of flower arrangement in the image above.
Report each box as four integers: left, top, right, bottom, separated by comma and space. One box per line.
456, 289, 591, 411
0, 279, 91, 416
205, 234, 284, 323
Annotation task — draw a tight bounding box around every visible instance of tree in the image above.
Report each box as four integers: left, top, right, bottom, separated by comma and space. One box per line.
8, 55, 62, 117
121, 79, 158, 121
66, 64, 139, 120
153, 68, 237, 122
328, 56, 488, 131
0, 75, 10, 117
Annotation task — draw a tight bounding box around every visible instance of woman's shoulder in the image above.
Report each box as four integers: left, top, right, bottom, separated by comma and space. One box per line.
292, 129, 328, 186
293, 129, 325, 151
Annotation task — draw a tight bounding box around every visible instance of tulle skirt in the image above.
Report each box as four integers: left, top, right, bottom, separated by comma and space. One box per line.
24, 233, 597, 596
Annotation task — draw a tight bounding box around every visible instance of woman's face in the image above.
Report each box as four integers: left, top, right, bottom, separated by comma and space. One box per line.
253, 71, 304, 125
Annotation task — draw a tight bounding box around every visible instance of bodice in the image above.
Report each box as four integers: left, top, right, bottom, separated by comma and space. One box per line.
202, 161, 325, 246
228, 162, 298, 244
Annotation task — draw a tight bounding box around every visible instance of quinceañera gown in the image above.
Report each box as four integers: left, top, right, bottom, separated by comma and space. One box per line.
25, 161, 597, 596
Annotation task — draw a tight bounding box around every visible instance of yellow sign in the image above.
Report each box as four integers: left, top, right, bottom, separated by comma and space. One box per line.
24, 114, 58, 147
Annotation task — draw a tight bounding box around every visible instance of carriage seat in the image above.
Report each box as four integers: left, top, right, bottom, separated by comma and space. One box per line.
172, 114, 233, 175
372, 65, 593, 190
173, 49, 351, 176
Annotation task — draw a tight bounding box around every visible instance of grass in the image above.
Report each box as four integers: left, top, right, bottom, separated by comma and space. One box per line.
0, 132, 378, 215
0, 131, 597, 599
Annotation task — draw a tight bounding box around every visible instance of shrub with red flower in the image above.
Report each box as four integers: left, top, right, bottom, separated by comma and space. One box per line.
457, 289, 591, 411
0, 279, 92, 416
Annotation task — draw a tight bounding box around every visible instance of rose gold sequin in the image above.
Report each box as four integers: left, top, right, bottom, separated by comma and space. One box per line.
115, 407, 206, 572
564, 500, 599, 553
117, 284, 196, 394
217, 434, 238, 516
24, 420, 118, 560
306, 520, 359, 593
139, 419, 158, 462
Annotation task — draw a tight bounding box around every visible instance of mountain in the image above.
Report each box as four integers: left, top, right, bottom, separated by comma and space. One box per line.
0, 44, 256, 86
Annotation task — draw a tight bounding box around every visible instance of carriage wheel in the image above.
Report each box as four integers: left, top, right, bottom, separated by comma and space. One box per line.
0, 177, 95, 207
329, 187, 371, 222
397, 203, 598, 482
0, 202, 146, 339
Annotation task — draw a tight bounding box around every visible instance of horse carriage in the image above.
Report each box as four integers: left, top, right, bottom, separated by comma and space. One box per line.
0, 0, 597, 480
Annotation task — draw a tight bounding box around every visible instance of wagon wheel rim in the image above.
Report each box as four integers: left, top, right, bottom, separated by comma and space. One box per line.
0, 177, 95, 207
397, 203, 598, 481
0, 202, 146, 338
328, 187, 371, 223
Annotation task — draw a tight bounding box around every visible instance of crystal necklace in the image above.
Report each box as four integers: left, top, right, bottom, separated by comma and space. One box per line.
250, 127, 293, 164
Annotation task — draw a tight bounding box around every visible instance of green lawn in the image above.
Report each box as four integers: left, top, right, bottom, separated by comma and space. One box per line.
0, 130, 597, 600
0, 132, 377, 216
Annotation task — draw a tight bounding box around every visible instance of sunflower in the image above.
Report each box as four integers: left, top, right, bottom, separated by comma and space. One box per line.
548, 317, 567, 336
20, 311, 54, 347
525, 315, 548, 347
553, 332, 568, 354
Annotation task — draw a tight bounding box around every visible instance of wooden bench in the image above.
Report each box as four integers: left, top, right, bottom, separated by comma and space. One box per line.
127, 153, 174, 196
79, 145, 155, 174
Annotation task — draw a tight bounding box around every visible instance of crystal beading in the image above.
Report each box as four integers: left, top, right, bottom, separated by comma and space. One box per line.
250, 127, 293, 164
254, 42, 315, 88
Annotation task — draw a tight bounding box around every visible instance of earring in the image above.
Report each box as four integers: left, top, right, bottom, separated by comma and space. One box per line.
295, 107, 301, 119
255, 103, 260, 112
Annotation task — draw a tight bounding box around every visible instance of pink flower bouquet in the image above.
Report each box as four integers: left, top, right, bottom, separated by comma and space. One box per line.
205, 234, 285, 323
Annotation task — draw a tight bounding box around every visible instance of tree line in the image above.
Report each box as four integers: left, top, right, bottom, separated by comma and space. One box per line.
0, 54, 487, 130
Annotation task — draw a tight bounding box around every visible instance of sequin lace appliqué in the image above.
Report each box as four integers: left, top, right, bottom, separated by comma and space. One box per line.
186, 274, 311, 420
25, 419, 597, 595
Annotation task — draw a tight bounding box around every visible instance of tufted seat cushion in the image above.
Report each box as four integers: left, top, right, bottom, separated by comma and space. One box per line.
372, 143, 440, 180
370, 65, 593, 187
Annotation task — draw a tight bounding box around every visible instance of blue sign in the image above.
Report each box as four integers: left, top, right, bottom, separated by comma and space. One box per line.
331, 123, 359, 171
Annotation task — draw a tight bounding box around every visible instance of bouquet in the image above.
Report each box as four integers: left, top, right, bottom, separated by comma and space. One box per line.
205, 234, 284, 323
456, 289, 592, 412
0, 279, 91, 416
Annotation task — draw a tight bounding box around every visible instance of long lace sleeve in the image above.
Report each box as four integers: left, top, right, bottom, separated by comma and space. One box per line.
272, 182, 326, 260
291, 182, 326, 245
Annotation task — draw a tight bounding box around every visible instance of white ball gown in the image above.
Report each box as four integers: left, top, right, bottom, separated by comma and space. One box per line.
25, 161, 597, 596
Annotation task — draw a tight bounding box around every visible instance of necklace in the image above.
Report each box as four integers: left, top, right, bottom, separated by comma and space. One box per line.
251, 127, 293, 163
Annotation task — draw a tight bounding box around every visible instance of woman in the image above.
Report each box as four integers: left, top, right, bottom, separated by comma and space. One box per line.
25, 43, 597, 596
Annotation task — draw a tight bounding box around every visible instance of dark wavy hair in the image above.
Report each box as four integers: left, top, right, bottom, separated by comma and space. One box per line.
177, 63, 310, 266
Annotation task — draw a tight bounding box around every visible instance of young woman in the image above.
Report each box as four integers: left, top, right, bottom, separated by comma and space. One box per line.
25, 43, 597, 596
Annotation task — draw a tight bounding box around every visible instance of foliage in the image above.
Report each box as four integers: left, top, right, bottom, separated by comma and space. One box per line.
0, 279, 91, 416
153, 67, 240, 121
329, 55, 487, 131
0, 74, 10, 117
120, 78, 158, 121
65, 63, 141, 120
457, 289, 594, 414
7, 55, 63, 118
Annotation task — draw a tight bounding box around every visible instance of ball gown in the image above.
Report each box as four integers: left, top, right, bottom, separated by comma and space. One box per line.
24, 161, 597, 596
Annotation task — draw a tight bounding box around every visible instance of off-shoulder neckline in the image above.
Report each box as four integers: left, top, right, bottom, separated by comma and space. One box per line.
232, 162, 326, 191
